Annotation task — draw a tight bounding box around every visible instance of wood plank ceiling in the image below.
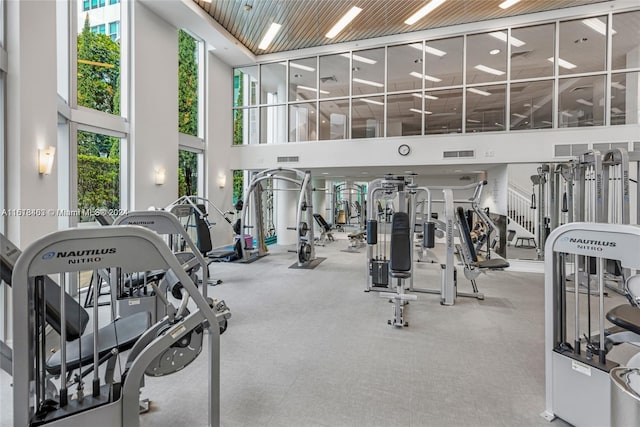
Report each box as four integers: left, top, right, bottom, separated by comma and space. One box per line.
194, 0, 609, 54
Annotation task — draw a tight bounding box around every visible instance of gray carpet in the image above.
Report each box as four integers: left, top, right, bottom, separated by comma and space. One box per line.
2, 235, 607, 426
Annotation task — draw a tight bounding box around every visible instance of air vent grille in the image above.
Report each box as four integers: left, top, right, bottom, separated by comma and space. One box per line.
277, 156, 300, 163
443, 150, 474, 159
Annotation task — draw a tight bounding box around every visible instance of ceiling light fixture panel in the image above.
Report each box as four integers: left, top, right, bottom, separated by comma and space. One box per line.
326, 6, 362, 39
353, 77, 384, 88
405, 0, 447, 25
499, 0, 521, 9
547, 57, 577, 70
409, 42, 446, 57
489, 31, 525, 47
474, 64, 505, 76
468, 87, 492, 96
409, 71, 442, 82
581, 18, 615, 36
340, 53, 377, 65
258, 23, 282, 50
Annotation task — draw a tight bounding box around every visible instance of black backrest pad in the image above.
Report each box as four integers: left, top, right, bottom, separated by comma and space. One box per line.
457, 207, 478, 263
390, 212, 411, 272
0, 238, 89, 341
313, 213, 331, 231
195, 204, 213, 254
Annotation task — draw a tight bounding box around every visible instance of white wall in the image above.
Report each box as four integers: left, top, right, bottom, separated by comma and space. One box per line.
228, 126, 640, 173
6, 0, 59, 247
129, 2, 179, 210
206, 53, 235, 247
481, 165, 508, 216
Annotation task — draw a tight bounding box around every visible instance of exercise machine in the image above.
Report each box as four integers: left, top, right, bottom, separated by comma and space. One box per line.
239, 167, 316, 267
11, 226, 230, 426
379, 212, 417, 327
542, 222, 640, 427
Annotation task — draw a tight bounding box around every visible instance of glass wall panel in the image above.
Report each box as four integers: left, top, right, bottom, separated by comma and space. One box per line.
611, 72, 640, 125
387, 92, 422, 137
178, 149, 200, 197
352, 96, 384, 139
319, 99, 349, 140
612, 11, 640, 70
319, 53, 350, 98
178, 30, 199, 137
77, 130, 121, 222
289, 57, 317, 102
260, 62, 287, 105
234, 66, 259, 107
234, 107, 258, 144
510, 80, 553, 130
511, 24, 554, 80
466, 85, 506, 132
466, 32, 506, 84
558, 17, 607, 75
424, 37, 463, 88
388, 43, 423, 92
424, 89, 463, 134
289, 102, 317, 142
260, 105, 286, 143
77, 1, 121, 114
558, 75, 606, 127
351, 47, 385, 96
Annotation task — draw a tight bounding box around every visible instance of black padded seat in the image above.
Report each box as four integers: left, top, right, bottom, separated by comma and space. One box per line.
475, 258, 510, 269
46, 311, 151, 376
607, 304, 640, 336
390, 271, 411, 279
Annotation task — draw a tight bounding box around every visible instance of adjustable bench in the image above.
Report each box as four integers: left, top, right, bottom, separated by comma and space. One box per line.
313, 213, 335, 245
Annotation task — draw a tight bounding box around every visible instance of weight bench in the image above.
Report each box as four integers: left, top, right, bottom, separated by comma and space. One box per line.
457, 207, 509, 270
347, 231, 366, 248
313, 213, 335, 245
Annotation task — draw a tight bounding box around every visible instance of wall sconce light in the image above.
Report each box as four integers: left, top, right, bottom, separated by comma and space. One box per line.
155, 168, 166, 185
217, 173, 227, 189
38, 146, 56, 175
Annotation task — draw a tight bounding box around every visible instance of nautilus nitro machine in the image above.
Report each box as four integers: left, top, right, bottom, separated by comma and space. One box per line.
11, 226, 229, 426
542, 222, 640, 427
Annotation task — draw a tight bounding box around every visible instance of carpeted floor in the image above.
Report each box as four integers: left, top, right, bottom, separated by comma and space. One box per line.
2, 231, 627, 426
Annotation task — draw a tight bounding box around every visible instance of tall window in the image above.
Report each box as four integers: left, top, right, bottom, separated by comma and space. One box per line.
178, 30, 204, 196
77, 130, 121, 222
71, 0, 125, 224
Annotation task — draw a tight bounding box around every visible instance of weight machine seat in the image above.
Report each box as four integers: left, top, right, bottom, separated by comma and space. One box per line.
46, 311, 151, 376
348, 231, 366, 240
607, 305, 640, 336
474, 258, 510, 269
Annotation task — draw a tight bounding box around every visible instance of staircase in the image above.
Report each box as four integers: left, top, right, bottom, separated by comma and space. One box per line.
507, 183, 536, 240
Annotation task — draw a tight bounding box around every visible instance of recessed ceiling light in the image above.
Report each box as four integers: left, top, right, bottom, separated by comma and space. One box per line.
322, 172, 329, 175
467, 119, 481, 123
297, 85, 330, 94
612, 82, 626, 90
258, 23, 282, 50
512, 113, 528, 119
405, 0, 447, 25
359, 98, 384, 106
326, 6, 362, 38
576, 98, 593, 107
290, 62, 316, 72
489, 49, 501, 55
474, 64, 505, 76
339, 53, 377, 65
547, 57, 577, 70
467, 87, 492, 96
410, 108, 432, 114
409, 71, 442, 82
582, 18, 615, 36
412, 93, 439, 100
561, 111, 573, 117
499, 0, 521, 9
409, 43, 446, 57
489, 31, 526, 47
353, 77, 384, 88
